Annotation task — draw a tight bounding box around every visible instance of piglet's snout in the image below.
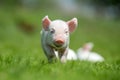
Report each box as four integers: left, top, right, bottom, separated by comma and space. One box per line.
55, 39, 64, 45
54, 35, 65, 45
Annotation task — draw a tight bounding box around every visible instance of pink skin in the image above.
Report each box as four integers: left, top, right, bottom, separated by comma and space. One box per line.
41, 16, 78, 63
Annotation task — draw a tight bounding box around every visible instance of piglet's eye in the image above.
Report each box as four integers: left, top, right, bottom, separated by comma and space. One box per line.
65, 30, 69, 34
50, 28, 55, 34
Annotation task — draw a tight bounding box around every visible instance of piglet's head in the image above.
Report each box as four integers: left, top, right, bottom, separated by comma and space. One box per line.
42, 15, 78, 47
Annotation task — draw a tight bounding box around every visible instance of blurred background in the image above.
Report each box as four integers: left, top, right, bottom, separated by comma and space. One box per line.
0, 0, 120, 80
1, 0, 120, 18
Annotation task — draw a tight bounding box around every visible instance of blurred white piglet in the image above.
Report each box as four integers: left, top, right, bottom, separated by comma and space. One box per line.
77, 42, 104, 62
41, 16, 78, 63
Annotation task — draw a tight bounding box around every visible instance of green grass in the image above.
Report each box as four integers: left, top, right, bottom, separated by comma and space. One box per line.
0, 8, 120, 80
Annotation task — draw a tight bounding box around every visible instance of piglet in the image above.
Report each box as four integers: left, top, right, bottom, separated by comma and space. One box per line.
41, 16, 78, 63
77, 42, 104, 62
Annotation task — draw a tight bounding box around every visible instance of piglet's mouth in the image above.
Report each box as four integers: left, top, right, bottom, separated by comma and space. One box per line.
53, 43, 65, 49
54, 43, 64, 47
55, 44, 63, 47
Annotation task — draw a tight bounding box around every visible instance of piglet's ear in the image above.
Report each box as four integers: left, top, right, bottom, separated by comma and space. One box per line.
42, 15, 51, 31
67, 18, 78, 33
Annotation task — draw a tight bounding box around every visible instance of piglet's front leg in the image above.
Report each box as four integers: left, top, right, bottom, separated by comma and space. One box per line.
42, 44, 57, 63
58, 48, 68, 63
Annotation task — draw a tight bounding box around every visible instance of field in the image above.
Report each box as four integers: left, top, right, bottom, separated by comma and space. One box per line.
0, 8, 120, 80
